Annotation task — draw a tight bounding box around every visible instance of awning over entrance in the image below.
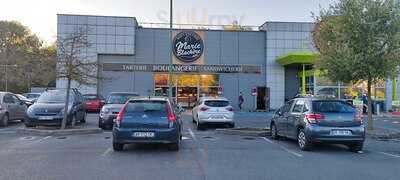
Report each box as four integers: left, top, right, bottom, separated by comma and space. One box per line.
277, 51, 319, 96
276, 51, 318, 66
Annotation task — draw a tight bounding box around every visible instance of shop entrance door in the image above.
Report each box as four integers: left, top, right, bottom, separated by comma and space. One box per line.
154, 74, 220, 109
257, 87, 269, 111
177, 87, 198, 108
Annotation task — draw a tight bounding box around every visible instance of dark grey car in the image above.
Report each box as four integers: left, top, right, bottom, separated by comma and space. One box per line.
270, 98, 365, 152
0, 92, 28, 127
25, 89, 86, 127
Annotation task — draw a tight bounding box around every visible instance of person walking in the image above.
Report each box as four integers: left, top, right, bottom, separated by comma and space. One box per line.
238, 92, 244, 110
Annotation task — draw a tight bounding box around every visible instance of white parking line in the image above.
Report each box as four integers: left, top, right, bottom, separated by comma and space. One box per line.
182, 136, 191, 140
393, 121, 399, 124
37, 136, 52, 143
188, 128, 197, 141
261, 137, 303, 158
101, 147, 113, 157
379, 152, 400, 158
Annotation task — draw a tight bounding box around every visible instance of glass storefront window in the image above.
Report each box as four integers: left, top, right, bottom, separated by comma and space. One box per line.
199, 87, 219, 98
154, 73, 220, 108
200, 75, 219, 87
154, 74, 168, 86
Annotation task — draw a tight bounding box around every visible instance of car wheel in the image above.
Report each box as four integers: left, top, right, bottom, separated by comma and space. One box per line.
348, 142, 363, 152
98, 119, 104, 129
227, 123, 235, 128
113, 142, 124, 151
25, 123, 36, 128
297, 128, 312, 151
270, 123, 279, 140
196, 120, 204, 130
0, 113, 9, 127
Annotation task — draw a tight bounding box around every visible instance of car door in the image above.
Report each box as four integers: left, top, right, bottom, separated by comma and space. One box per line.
3, 94, 18, 120
287, 100, 305, 139
272, 107, 285, 135
279, 100, 294, 136
11, 94, 27, 119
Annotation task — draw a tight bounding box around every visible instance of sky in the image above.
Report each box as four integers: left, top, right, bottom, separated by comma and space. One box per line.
0, 0, 336, 43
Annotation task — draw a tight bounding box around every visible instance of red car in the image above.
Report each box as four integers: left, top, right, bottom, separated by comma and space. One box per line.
83, 94, 105, 112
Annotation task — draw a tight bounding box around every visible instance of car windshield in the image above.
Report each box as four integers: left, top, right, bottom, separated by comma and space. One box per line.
204, 100, 230, 107
36, 91, 73, 103
107, 94, 139, 104
312, 100, 355, 113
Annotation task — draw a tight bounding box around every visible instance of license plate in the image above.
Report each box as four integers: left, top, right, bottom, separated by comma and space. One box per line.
211, 115, 224, 119
133, 132, 155, 138
38, 116, 54, 120
331, 130, 352, 136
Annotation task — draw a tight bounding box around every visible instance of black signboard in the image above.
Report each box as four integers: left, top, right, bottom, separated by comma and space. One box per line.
172, 31, 204, 63
102, 63, 261, 74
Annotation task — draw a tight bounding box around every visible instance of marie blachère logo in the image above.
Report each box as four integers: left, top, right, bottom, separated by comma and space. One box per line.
172, 31, 204, 63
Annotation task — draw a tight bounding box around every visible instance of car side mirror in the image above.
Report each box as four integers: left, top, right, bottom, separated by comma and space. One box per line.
277, 111, 283, 116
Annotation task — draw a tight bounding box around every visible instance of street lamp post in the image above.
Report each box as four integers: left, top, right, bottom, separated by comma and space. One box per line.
0, 64, 18, 92
168, 0, 174, 100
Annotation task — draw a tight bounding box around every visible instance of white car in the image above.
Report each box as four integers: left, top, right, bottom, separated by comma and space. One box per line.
192, 97, 235, 130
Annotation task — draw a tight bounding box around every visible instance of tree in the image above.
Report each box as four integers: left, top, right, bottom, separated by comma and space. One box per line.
57, 26, 99, 129
0, 21, 56, 93
313, 0, 400, 130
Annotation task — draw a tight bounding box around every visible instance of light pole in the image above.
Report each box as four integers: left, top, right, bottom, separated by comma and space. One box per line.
0, 64, 18, 92
168, 0, 174, 99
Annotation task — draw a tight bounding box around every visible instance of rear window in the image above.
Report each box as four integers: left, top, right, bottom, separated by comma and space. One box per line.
107, 94, 139, 104
83, 95, 98, 100
312, 101, 355, 113
125, 100, 167, 115
204, 100, 230, 107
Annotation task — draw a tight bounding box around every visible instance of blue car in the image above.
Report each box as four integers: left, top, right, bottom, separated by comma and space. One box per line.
112, 97, 183, 151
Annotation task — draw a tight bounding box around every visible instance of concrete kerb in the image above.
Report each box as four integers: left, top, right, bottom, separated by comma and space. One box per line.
215, 127, 270, 137
16, 127, 103, 136
366, 129, 400, 140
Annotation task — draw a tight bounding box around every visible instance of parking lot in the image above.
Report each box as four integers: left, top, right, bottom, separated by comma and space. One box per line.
0, 112, 400, 180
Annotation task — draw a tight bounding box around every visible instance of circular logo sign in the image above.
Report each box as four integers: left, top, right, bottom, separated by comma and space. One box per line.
173, 31, 204, 63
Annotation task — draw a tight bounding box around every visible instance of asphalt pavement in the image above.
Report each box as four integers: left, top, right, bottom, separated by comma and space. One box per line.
0, 112, 399, 180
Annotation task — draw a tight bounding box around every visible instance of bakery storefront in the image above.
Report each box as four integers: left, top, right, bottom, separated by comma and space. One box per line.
57, 14, 322, 110
96, 29, 265, 110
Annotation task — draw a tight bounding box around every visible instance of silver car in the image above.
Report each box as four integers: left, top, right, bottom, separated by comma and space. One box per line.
192, 97, 235, 130
270, 98, 365, 152
0, 92, 28, 127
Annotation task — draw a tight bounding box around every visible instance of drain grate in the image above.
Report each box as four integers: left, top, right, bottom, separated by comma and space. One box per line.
56, 137, 67, 139
203, 136, 214, 139
22, 137, 35, 140
104, 136, 111, 139
202, 136, 217, 141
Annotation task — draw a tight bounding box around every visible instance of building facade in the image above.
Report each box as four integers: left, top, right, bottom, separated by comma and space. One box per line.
57, 14, 398, 111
